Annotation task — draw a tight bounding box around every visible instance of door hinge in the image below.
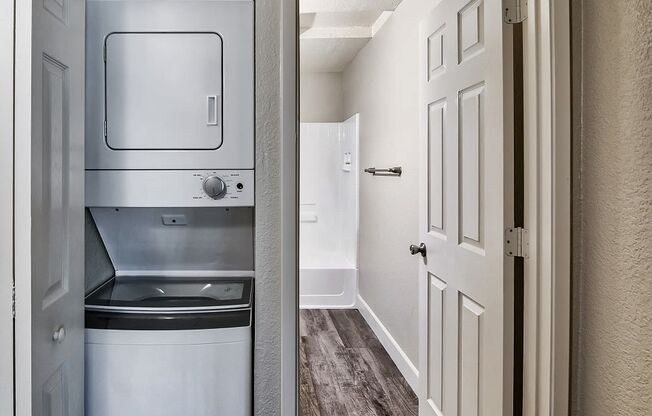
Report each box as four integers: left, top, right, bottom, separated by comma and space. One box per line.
504, 0, 527, 23
104, 120, 107, 138
11, 283, 15, 318
505, 227, 529, 258
103, 45, 107, 62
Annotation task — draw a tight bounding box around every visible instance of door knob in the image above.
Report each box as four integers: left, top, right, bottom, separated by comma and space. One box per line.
409, 243, 427, 257
52, 326, 66, 343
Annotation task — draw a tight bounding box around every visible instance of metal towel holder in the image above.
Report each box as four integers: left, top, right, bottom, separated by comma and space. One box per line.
364, 166, 402, 176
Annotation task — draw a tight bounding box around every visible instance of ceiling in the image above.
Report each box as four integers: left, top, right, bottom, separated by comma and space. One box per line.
300, 0, 402, 73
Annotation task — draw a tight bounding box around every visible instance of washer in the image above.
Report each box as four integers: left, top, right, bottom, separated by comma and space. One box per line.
83, 2, 255, 414
85, 275, 252, 416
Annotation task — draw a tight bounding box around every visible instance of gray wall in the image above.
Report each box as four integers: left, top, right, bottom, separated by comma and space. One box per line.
300, 72, 345, 122
572, 1, 652, 415
255, 0, 282, 410
254, 0, 297, 414
342, 0, 431, 367
84, 209, 114, 293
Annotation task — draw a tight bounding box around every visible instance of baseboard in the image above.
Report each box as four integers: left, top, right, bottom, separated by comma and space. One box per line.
356, 295, 419, 392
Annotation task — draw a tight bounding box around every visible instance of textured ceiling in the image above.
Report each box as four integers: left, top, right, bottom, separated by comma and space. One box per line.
300, 0, 402, 73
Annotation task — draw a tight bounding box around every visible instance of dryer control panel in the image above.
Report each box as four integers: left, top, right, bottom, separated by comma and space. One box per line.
86, 170, 254, 207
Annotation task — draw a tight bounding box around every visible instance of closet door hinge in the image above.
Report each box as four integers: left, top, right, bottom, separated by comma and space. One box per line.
505, 227, 529, 258
503, 0, 527, 23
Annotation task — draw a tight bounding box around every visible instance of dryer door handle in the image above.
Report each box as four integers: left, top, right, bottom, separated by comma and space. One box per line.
207, 95, 220, 126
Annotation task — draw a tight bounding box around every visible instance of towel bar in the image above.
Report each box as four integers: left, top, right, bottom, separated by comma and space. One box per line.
364, 167, 402, 176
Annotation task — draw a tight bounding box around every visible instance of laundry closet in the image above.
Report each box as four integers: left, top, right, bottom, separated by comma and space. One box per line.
83, 0, 254, 414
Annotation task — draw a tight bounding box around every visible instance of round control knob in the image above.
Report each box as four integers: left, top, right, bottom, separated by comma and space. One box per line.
202, 176, 227, 199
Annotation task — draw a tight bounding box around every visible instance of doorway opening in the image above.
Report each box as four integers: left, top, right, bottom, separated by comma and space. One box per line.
297, 0, 531, 414
298, 0, 418, 414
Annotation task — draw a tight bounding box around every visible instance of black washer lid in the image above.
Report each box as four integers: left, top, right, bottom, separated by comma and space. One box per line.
85, 275, 252, 313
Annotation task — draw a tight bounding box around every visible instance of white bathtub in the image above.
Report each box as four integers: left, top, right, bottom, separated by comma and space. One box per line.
299, 266, 358, 309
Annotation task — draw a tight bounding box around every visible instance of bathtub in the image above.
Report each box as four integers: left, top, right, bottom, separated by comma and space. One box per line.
299, 266, 358, 309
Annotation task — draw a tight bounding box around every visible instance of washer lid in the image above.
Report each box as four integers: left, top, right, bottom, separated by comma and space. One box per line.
85, 276, 252, 313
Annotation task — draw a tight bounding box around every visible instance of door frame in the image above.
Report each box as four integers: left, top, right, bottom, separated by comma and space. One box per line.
280, 0, 298, 414
0, 0, 15, 413
13, 0, 35, 413
522, 0, 571, 415
281, 0, 571, 414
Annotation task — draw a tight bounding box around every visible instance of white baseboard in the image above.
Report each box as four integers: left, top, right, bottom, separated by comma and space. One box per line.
356, 295, 419, 392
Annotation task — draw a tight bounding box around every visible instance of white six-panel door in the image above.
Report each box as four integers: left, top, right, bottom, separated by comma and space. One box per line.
417, 0, 514, 415
14, 0, 86, 415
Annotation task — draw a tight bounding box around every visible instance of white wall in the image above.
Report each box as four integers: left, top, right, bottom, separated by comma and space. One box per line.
300, 123, 344, 264
571, 1, 652, 415
342, 0, 432, 369
299, 117, 358, 267
300, 72, 345, 122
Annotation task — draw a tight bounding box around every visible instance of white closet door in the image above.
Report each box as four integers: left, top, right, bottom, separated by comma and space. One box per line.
0, 0, 15, 413
417, 0, 515, 415
14, 0, 86, 414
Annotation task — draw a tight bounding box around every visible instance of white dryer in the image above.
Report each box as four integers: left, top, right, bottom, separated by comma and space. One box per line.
83, 1, 256, 415
85, 0, 254, 170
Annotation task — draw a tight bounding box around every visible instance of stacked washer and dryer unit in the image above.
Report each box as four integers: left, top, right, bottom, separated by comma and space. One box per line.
83, 1, 254, 415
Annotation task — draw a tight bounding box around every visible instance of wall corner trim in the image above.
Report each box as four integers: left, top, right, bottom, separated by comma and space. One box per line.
356, 295, 419, 392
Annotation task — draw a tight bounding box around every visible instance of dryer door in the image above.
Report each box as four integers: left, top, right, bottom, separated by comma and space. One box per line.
85, 0, 254, 170
105, 32, 223, 151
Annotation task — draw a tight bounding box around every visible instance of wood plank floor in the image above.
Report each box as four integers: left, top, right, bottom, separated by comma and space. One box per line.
300, 309, 418, 416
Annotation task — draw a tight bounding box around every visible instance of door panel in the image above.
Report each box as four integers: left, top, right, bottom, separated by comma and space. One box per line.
105, 32, 223, 151
459, 82, 484, 247
428, 100, 446, 233
15, 0, 85, 414
418, 0, 514, 415
0, 0, 15, 412
427, 274, 446, 411
40, 54, 71, 310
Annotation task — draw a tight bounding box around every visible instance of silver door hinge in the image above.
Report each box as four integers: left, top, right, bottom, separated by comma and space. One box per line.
504, 0, 527, 23
11, 283, 15, 318
505, 227, 529, 258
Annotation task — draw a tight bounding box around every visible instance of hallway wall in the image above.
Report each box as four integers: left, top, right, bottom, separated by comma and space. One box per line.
300, 72, 345, 122
572, 1, 652, 415
342, 0, 434, 372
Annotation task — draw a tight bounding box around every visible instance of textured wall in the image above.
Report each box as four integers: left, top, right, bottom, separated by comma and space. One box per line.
342, 0, 432, 367
572, 1, 652, 415
300, 72, 345, 122
255, 0, 282, 414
